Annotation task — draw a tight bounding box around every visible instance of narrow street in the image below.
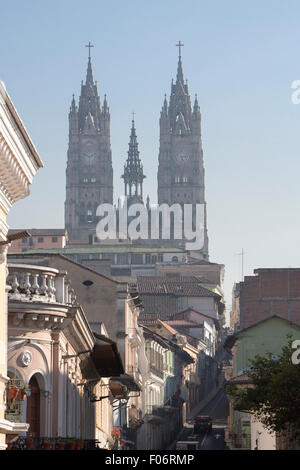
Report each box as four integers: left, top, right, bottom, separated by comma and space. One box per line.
175, 388, 229, 450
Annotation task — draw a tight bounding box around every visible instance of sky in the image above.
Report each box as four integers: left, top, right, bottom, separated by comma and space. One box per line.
1, 0, 300, 322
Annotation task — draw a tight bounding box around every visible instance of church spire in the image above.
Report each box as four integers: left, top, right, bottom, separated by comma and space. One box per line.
78, 42, 102, 132
85, 41, 94, 84
168, 41, 192, 134
176, 41, 184, 84
122, 116, 145, 202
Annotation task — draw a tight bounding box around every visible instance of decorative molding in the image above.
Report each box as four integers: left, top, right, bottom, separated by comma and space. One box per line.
20, 350, 32, 367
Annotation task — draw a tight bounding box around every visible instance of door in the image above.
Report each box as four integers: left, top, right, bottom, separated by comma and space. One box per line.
26, 375, 40, 437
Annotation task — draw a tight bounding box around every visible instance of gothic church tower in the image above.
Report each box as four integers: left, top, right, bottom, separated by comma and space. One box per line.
65, 44, 113, 242
157, 42, 209, 259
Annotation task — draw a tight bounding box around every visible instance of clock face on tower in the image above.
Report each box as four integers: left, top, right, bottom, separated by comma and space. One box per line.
175, 153, 189, 164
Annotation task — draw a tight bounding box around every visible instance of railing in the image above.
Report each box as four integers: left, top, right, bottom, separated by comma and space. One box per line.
149, 364, 164, 379
7, 437, 99, 450
7, 264, 76, 305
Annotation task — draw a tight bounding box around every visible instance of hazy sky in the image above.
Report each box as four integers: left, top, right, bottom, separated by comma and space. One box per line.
1, 0, 300, 320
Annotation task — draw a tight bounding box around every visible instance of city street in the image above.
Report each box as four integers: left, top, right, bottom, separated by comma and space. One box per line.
175, 388, 229, 450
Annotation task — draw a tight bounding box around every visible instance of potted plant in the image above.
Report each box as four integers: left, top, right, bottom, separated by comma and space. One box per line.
20, 384, 31, 401
8, 386, 19, 400
43, 438, 52, 450
66, 437, 76, 450
75, 439, 83, 450
56, 436, 66, 450
25, 437, 34, 450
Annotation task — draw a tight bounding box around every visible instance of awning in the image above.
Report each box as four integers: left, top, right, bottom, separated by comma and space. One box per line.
91, 333, 124, 377
110, 373, 141, 393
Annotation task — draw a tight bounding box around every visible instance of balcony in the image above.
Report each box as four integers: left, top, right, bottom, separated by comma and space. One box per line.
6, 437, 99, 450
7, 263, 77, 305
4, 379, 30, 435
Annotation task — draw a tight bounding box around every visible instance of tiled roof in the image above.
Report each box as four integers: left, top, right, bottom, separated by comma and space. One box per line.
9, 228, 66, 236
137, 276, 220, 298
166, 320, 202, 327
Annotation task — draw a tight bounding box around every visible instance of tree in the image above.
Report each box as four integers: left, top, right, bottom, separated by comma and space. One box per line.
225, 338, 300, 438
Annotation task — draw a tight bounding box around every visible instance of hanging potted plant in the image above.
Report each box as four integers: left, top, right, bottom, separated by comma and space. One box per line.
8, 386, 19, 400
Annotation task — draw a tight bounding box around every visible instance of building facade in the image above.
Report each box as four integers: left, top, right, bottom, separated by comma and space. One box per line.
8, 229, 67, 253
0, 81, 43, 449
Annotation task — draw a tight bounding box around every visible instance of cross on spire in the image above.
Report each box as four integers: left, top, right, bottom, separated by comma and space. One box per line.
176, 40, 184, 58
85, 41, 94, 59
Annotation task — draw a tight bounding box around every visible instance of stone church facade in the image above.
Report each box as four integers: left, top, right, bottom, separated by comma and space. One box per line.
65, 44, 209, 259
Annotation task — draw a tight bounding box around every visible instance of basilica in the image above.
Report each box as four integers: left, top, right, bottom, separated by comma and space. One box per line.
65, 42, 209, 260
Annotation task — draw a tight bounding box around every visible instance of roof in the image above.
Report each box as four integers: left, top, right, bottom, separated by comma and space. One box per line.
23, 246, 184, 255
165, 320, 202, 327
224, 314, 300, 350
225, 373, 252, 386
173, 307, 219, 326
7, 252, 118, 284
137, 276, 221, 298
158, 320, 201, 349
9, 228, 66, 237
142, 325, 194, 364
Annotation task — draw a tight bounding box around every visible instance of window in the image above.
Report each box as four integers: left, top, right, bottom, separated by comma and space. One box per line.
82, 280, 94, 286
83, 178, 88, 183
22, 238, 27, 244
145, 254, 151, 264
38, 237, 44, 243
52, 236, 58, 243
91, 178, 96, 183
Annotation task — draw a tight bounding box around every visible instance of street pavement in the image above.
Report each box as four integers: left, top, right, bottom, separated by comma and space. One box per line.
175, 388, 229, 450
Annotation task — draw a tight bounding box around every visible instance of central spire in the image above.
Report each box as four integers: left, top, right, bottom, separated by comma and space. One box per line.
122, 116, 145, 203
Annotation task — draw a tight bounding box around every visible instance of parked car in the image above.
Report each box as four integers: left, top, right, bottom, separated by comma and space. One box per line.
176, 440, 200, 450
193, 415, 213, 434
